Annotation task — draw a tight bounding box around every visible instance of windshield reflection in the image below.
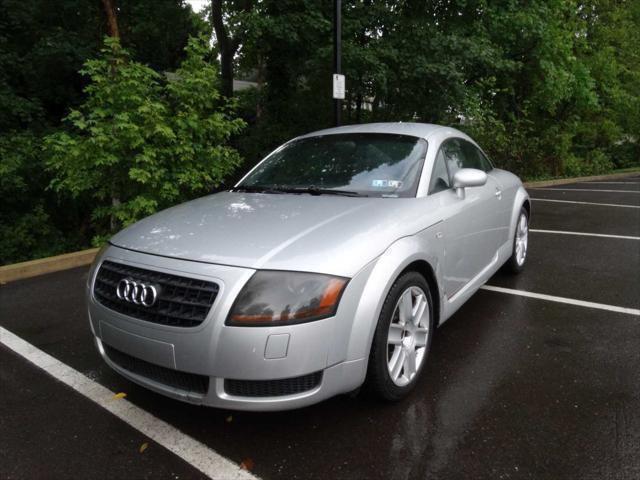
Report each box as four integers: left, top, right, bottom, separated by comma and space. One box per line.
239, 133, 428, 198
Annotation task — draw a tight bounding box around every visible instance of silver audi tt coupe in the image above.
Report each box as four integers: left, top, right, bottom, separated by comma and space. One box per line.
86, 122, 530, 411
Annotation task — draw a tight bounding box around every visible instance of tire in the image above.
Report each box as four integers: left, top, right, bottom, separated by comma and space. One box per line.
504, 207, 529, 274
366, 271, 435, 401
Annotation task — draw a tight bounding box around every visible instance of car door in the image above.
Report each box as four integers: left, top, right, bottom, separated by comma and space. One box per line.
479, 155, 517, 248
459, 140, 509, 249
428, 138, 501, 299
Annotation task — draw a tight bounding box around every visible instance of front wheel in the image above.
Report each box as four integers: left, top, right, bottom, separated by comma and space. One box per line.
367, 271, 434, 401
504, 207, 529, 273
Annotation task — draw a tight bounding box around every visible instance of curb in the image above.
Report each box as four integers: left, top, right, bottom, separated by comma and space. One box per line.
0, 248, 100, 284
1, 171, 638, 284
523, 171, 639, 188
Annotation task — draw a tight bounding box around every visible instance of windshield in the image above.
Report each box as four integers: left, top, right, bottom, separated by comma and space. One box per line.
238, 133, 428, 198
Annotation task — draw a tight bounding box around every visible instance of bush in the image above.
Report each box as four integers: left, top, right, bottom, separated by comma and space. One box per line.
610, 141, 640, 169
0, 133, 73, 265
45, 37, 245, 245
563, 150, 614, 177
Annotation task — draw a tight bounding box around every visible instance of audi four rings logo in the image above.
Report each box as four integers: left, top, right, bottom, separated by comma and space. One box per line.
116, 278, 159, 307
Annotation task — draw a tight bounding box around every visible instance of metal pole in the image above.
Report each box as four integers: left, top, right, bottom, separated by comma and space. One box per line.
333, 0, 341, 127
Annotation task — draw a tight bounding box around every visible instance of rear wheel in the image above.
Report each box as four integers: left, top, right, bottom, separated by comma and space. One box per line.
505, 207, 529, 273
367, 271, 434, 401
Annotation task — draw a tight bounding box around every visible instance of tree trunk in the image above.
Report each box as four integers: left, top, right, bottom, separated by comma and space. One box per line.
371, 95, 379, 121
219, 47, 235, 98
101, 0, 120, 38
210, 0, 253, 98
356, 93, 363, 124
211, 0, 235, 98
255, 54, 265, 120
110, 196, 121, 232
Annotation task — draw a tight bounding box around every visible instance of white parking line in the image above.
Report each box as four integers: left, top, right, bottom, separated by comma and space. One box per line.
581, 181, 640, 185
0, 327, 257, 480
530, 188, 640, 194
530, 229, 640, 241
480, 286, 640, 316
531, 198, 640, 209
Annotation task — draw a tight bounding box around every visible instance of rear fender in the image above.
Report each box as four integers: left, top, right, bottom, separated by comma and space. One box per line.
509, 186, 530, 241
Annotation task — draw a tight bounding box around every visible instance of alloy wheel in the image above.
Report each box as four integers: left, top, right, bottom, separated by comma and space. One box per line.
386, 286, 430, 387
515, 212, 528, 266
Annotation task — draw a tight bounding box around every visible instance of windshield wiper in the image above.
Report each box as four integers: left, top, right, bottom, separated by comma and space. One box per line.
234, 185, 367, 197
272, 186, 367, 197
232, 185, 285, 194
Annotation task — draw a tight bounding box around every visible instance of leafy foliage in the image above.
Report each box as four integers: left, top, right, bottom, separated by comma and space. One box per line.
45, 37, 244, 244
0, 133, 77, 264
225, 0, 639, 179
0, 0, 207, 264
1, 0, 639, 265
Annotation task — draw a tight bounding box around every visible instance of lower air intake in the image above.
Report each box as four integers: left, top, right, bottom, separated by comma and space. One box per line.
224, 371, 323, 397
103, 344, 209, 395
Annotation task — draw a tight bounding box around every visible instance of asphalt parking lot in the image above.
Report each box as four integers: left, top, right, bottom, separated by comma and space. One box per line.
1, 174, 639, 480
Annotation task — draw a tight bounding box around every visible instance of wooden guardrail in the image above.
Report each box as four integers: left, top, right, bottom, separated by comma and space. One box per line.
0, 248, 100, 284
523, 171, 639, 188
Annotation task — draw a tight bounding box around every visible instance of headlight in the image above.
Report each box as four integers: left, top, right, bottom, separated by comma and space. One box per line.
226, 271, 348, 326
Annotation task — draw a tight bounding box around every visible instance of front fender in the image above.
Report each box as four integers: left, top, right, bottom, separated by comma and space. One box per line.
338, 223, 445, 371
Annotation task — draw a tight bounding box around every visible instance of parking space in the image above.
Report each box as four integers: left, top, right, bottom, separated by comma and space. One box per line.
528, 201, 640, 237
489, 232, 640, 308
1, 174, 639, 479
529, 188, 640, 207
0, 347, 208, 480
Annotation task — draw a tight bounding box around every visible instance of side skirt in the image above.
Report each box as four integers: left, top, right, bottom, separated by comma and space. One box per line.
439, 241, 512, 324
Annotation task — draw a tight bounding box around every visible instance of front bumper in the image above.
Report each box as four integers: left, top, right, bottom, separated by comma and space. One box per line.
87, 245, 368, 411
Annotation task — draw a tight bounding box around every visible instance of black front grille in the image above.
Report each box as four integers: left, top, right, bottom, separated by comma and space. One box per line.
224, 371, 323, 397
104, 344, 209, 395
94, 260, 219, 327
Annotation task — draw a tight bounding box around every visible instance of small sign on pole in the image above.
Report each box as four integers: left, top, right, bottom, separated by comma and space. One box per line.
332, 74, 345, 100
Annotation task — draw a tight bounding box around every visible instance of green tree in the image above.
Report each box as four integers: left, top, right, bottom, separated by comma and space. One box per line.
45, 37, 245, 243
209, 0, 256, 98
117, 0, 207, 71
0, 0, 206, 263
217, 0, 638, 178
0, 0, 202, 132
0, 133, 70, 264
2, 0, 639, 265
573, 0, 640, 171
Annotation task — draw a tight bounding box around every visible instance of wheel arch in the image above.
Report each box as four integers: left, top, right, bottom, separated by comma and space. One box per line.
509, 186, 531, 241
343, 230, 444, 368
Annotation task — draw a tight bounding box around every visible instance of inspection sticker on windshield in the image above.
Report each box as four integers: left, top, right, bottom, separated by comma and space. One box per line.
372, 180, 403, 188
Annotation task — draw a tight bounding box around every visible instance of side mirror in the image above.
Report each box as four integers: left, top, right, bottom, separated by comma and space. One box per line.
452, 168, 487, 199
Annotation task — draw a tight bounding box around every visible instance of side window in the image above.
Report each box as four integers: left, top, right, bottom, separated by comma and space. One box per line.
478, 150, 494, 172
438, 138, 492, 186
440, 138, 466, 183
428, 149, 451, 194
461, 140, 493, 172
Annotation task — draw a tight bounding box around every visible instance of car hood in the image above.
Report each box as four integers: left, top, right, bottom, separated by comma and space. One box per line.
109, 192, 438, 277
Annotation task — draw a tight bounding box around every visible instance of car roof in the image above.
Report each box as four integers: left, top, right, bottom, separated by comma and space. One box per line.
297, 122, 461, 141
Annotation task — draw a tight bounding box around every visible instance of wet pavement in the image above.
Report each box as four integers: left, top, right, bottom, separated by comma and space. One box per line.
527, 201, 640, 237
529, 188, 640, 207
0, 347, 207, 480
1, 174, 639, 479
